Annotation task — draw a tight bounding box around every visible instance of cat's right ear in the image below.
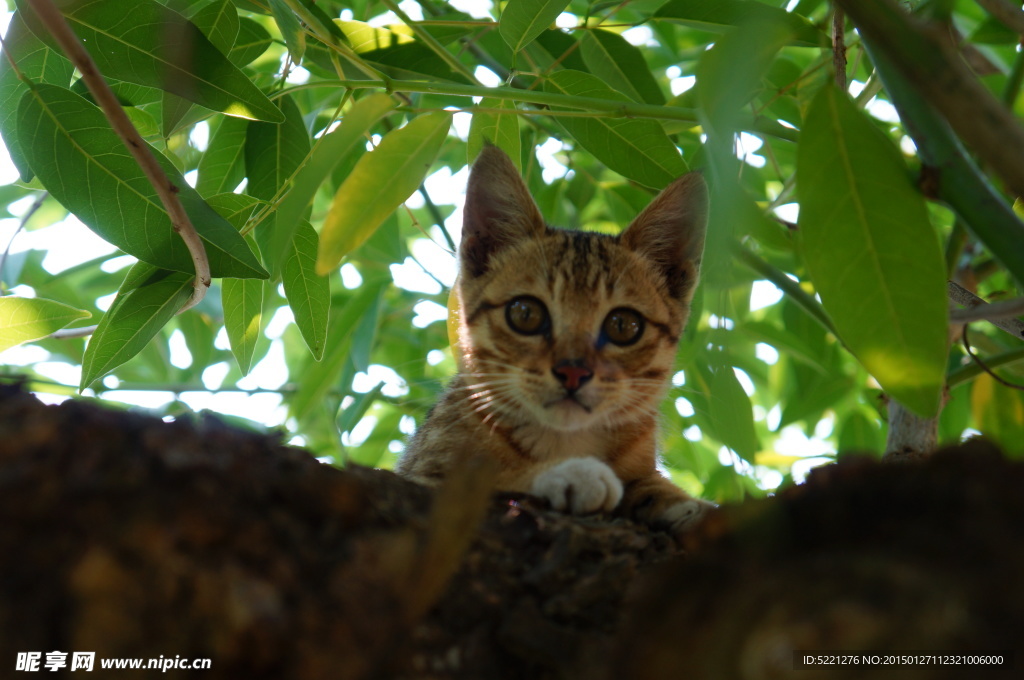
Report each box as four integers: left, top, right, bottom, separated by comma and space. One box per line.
461, 144, 546, 277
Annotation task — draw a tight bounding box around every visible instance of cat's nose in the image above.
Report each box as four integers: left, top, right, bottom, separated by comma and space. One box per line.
552, 360, 593, 391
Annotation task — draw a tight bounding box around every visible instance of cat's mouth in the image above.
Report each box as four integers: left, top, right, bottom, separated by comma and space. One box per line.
544, 395, 593, 413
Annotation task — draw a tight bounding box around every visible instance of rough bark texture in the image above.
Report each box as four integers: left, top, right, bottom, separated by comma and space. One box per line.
1, 381, 1022, 679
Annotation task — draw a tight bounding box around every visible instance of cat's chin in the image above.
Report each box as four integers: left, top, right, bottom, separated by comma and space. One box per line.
539, 397, 597, 431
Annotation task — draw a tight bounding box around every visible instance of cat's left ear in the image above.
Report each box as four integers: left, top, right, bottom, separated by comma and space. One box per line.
461, 144, 547, 278
620, 172, 708, 303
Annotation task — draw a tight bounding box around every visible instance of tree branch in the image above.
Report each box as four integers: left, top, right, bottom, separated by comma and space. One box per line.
948, 281, 1024, 339
27, 0, 210, 311
884, 399, 939, 461
859, 39, 1024, 288
834, 0, 1024, 200
975, 0, 1024, 37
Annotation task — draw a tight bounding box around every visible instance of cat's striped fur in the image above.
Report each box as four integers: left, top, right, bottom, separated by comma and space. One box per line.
397, 145, 712, 533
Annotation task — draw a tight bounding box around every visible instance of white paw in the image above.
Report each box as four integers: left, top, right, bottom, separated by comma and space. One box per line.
531, 458, 624, 514
661, 498, 716, 532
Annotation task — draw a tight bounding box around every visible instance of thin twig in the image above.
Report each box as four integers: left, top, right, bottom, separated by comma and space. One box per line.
0, 192, 47, 285
948, 281, 1024, 339
962, 325, 1024, 389
832, 6, 847, 90
26, 0, 210, 311
947, 347, 1024, 387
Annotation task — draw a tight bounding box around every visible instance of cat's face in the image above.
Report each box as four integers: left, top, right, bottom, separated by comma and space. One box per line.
455, 146, 708, 433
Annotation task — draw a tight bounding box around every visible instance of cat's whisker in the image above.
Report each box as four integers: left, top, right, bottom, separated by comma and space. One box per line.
470, 358, 526, 372
459, 380, 519, 393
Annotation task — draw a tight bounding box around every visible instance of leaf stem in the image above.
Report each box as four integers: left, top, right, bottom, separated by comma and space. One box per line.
731, 242, 839, 338
283, 78, 798, 141
49, 324, 98, 339
26, 0, 210, 311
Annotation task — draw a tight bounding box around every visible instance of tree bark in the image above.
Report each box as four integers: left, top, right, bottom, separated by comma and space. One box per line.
1, 381, 1021, 679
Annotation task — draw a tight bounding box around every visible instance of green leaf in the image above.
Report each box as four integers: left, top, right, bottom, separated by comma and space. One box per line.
337, 19, 416, 53
16, 0, 283, 122
205, 192, 262, 230
245, 94, 311, 201
316, 112, 451, 274
0, 13, 74, 181
325, 21, 469, 84
291, 0, 347, 45
269, 0, 306, 61
468, 98, 521, 170
837, 410, 882, 455
160, 92, 195, 138
271, 93, 396, 274
229, 17, 273, 67
741, 321, 829, 374
654, 0, 823, 48
336, 381, 384, 435
192, 0, 240, 54
161, 0, 241, 135
175, 310, 217, 382
779, 367, 855, 430
80, 264, 193, 390
797, 84, 948, 417
282, 221, 330, 361
533, 30, 588, 73
0, 296, 91, 353
222, 242, 265, 375
579, 30, 664, 105
695, 18, 792, 285
696, 19, 792, 138
708, 366, 761, 463
543, 70, 686, 189
70, 77, 159, 108
500, 0, 571, 53
16, 84, 267, 280
209, 191, 265, 375
289, 281, 385, 424
197, 117, 249, 196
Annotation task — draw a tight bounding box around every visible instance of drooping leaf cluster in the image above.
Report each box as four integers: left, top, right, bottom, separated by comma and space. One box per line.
1, 0, 1022, 501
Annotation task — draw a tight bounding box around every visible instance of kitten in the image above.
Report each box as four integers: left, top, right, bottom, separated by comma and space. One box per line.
396, 145, 713, 534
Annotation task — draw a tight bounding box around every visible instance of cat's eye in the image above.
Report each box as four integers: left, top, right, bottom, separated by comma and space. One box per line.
602, 308, 645, 346
506, 296, 549, 335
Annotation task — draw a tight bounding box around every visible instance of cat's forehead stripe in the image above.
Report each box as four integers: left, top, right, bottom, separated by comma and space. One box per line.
544, 230, 619, 296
